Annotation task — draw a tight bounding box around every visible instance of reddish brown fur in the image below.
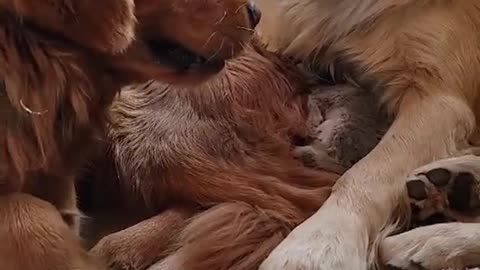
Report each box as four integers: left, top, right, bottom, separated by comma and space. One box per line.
0, 0, 255, 269
0, 193, 103, 270
0, 0, 137, 53
87, 42, 340, 270
90, 207, 195, 269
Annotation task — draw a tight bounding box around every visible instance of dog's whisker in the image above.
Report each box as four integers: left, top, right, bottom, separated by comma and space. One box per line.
203, 31, 218, 49
207, 37, 225, 62
214, 11, 228, 25
235, 3, 248, 14
239, 41, 248, 51
236, 26, 255, 33
19, 99, 48, 116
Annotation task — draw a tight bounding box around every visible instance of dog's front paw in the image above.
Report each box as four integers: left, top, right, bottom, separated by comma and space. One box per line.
382, 232, 436, 270
260, 208, 368, 270
259, 234, 321, 270
381, 224, 480, 270
406, 155, 480, 225
91, 232, 148, 270
260, 232, 366, 270
90, 235, 129, 270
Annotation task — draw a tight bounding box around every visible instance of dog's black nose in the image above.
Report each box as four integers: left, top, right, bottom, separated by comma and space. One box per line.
246, 2, 261, 28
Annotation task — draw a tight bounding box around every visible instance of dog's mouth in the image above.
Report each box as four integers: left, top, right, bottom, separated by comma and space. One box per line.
146, 38, 225, 73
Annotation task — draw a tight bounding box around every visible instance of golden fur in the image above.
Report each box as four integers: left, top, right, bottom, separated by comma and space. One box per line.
0, 0, 256, 269
253, 0, 480, 269
84, 42, 341, 270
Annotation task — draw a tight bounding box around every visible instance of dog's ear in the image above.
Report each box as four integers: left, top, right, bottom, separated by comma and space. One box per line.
0, 0, 136, 53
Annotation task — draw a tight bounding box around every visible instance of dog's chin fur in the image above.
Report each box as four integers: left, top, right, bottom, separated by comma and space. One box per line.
82, 42, 339, 270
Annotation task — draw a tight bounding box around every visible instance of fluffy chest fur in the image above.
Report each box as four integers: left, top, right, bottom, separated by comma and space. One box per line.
106, 44, 311, 208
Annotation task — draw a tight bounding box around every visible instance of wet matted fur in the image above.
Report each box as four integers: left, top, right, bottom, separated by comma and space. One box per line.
0, 0, 256, 269
84, 42, 342, 270
254, 0, 480, 269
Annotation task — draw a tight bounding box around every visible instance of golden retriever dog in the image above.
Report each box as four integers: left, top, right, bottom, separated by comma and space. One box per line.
0, 0, 257, 269
82, 41, 349, 270
253, 0, 480, 269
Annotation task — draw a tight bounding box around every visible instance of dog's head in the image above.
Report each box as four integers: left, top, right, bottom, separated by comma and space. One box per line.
0, 0, 260, 84
114, 0, 262, 84
0, 0, 260, 186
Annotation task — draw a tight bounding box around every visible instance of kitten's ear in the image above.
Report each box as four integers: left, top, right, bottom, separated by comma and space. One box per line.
0, 0, 137, 53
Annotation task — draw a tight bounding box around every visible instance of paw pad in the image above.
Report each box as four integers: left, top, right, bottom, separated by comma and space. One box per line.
449, 172, 474, 211
406, 180, 428, 200
406, 164, 479, 224
423, 168, 451, 187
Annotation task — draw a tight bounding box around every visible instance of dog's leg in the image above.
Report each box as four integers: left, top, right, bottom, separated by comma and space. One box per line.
0, 193, 104, 270
90, 207, 194, 270
260, 95, 475, 270
381, 223, 480, 269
